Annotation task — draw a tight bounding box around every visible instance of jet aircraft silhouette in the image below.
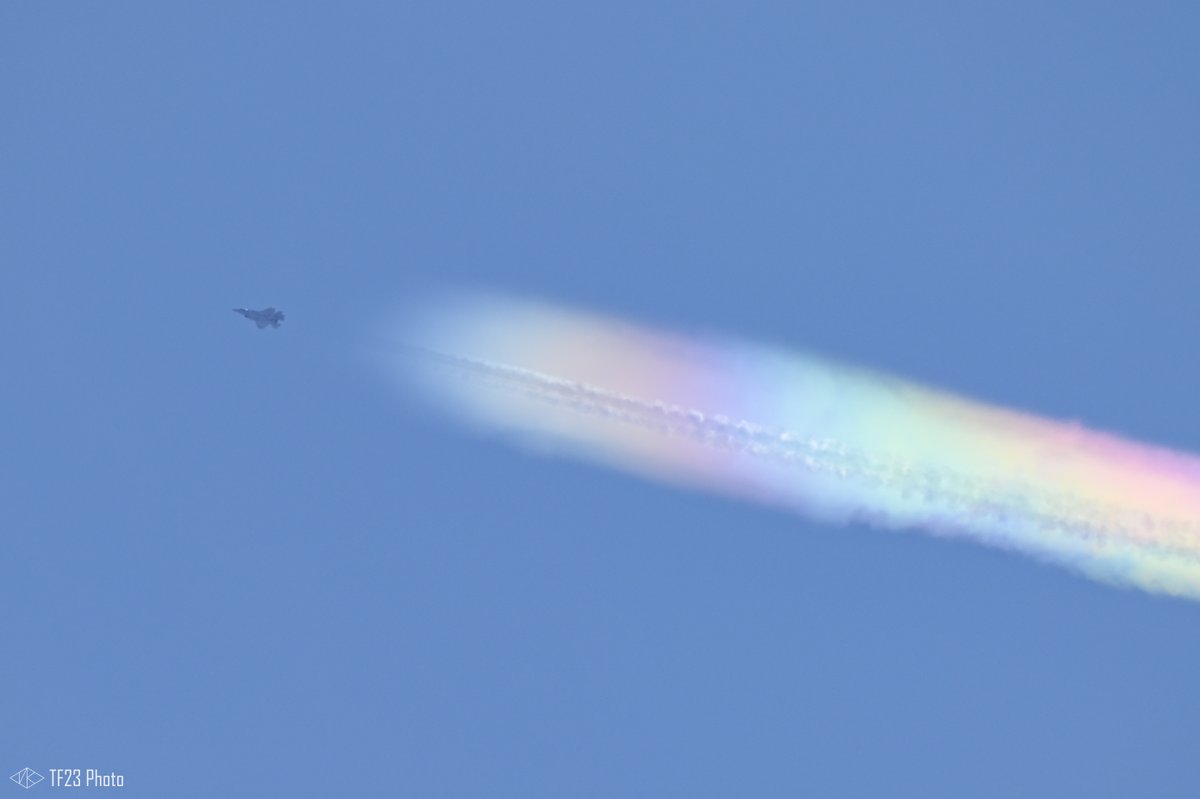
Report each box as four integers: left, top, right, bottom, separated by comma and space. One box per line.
234, 307, 285, 329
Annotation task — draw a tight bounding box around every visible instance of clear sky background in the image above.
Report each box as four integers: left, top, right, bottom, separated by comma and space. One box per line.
3, 2, 1199, 797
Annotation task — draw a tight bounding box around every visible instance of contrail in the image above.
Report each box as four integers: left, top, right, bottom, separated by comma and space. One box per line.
382, 294, 1200, 599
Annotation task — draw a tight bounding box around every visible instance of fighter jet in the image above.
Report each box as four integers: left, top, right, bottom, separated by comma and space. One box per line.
234, 307, 285, 329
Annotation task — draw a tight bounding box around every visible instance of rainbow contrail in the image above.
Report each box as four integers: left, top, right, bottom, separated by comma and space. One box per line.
382, 293, 1200, 599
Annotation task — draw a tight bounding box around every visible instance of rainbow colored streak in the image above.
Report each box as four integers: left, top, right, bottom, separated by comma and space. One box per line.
384, 293, 1200, 599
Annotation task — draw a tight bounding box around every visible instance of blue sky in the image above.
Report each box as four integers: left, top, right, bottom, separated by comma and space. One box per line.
3, 2, 1199, 796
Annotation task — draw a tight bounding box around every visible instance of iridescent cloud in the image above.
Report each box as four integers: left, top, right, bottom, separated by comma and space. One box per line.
382, 294, 1200, 599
